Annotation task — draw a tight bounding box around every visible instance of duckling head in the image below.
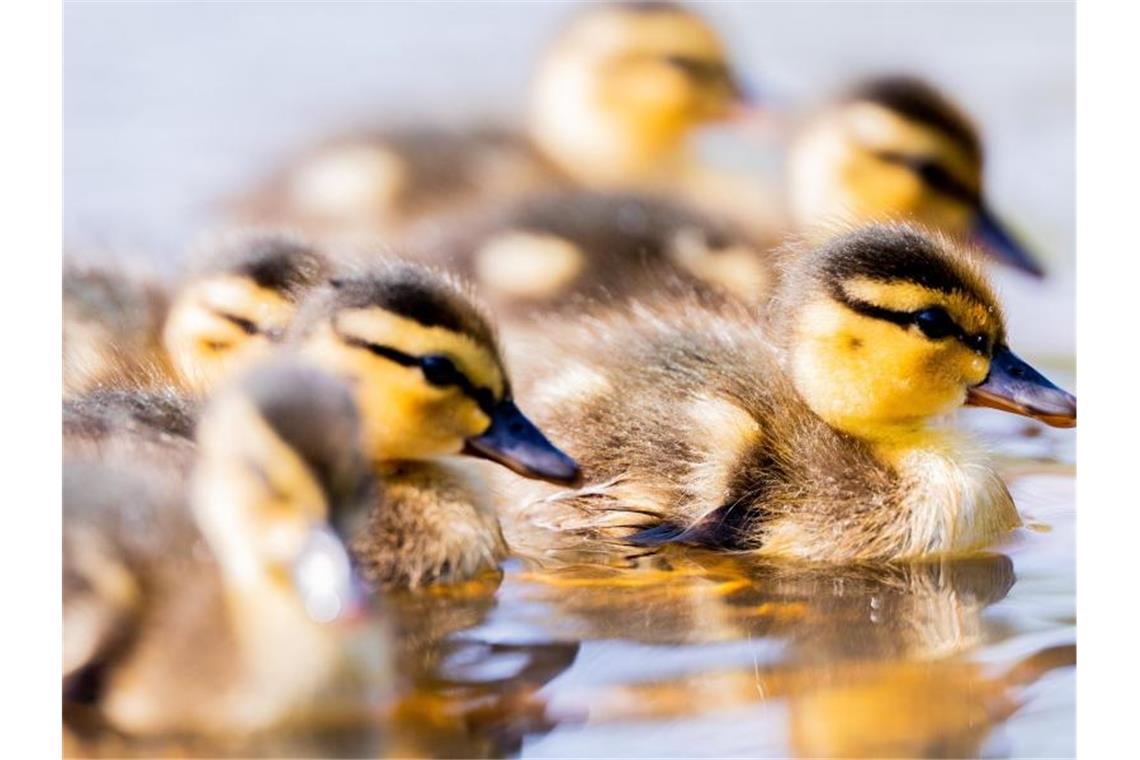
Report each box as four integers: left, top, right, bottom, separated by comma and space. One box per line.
290, 262, 580, 485
529, 1, 747, 184
192, 358, 371, 623
773, 223, 1074, 446
162, 231, 330, 394
787, 77, 1045, 277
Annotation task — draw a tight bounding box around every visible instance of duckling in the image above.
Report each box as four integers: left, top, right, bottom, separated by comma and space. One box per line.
787, 76, 1045, 276
63, 359, 387, 739
63, 259, 176, 396
496, 223, 1075, 563
231, 1, 748, 239
162, 229, 332, 393
406, 190, 772, 321
286, 260, 580, 587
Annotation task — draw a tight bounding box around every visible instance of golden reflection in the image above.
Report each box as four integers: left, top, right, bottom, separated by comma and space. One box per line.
382, 572, 582, 758
505, 551, 1073, 758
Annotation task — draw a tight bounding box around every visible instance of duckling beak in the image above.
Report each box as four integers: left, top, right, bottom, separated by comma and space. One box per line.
971, 206, 1047, 278
463, 400, 582, 485
291, 525, 370, 624
966, 345, 1076, 428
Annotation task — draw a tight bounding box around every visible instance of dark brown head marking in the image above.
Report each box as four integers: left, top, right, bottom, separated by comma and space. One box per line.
297, 263, 498, 351
847, 76, 981, 163
196, 232, 331, 302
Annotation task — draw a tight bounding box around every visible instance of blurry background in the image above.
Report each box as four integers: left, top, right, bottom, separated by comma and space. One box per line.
64, 1, 1075, 355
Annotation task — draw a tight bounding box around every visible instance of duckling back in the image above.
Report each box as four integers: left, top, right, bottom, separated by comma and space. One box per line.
494, 296, 896, 561
63, 261, 176, 396
407, 190, 773, 322
232, 126, 566, 241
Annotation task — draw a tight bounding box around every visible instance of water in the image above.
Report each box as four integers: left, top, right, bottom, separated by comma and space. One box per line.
379, 406, 1075, 758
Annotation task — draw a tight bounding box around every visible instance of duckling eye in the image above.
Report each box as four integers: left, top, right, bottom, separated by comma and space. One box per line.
914, 307, 955, 340
914, 160, 953, 190
419, 355, 462, 387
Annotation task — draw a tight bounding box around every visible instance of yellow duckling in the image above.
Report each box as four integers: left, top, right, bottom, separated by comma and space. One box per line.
788, 76, 1045, 276
162, 230, 332, 393
232, 1, 749, 238
407, 189, 770, 320
63, 359, 387, 739
497, 223, 1074, 562
286, 260, 580, 587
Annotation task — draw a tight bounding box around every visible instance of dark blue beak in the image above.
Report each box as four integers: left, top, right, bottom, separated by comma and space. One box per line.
971, 206, 1046, 279
463, 400, 581, 485
966, 345, 1075, 428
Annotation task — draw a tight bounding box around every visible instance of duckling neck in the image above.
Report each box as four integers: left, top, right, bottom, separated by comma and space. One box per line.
869, 427, 1020, 557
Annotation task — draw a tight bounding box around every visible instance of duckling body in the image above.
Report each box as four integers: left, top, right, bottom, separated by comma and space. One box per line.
63, 261, 176, 396
234, 126, 566, 243
496, 225, 1075, 562
408, 190, 774, 321
63, 361, 385, 738
231, 2, 747, 238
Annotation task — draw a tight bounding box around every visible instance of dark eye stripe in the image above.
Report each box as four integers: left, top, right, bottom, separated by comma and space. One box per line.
333, 321, 500, 414
202, 305, 262, 337
661, 55, 732, 83
831, 287, 991, 356
872, 151, 981, 206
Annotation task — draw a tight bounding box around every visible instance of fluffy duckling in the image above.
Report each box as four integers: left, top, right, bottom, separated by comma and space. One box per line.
232, 1, 748, 238
498, 224, 1075, 562
63, 260, 175, 396
788, 76, 1045, 276
162, 230, 331, 393
63, 359, 386, 739
407, 190, 771, 320
286, 261, 580, 587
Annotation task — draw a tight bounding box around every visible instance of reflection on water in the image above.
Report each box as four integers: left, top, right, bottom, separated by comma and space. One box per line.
67, 412, 1074, 758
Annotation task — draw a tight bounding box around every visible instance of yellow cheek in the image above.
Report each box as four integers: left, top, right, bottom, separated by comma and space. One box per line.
792, 301, 974, 438
358, 382, 489, 462
300, 328, 492, 462
842, 154, 926, 219
601, 63, 698, 137
164, 312, 270, 393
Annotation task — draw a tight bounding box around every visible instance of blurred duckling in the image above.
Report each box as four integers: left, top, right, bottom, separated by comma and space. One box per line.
63, 260, 175, 396
162, 230, 331, 393
64, 231, 331, 398
407, 190, 772, 321
788, 76, 1045, 277
63, 359, 387, 738
499, 224, 1075, 562
287, 261, 580, 587
232, 1, 749, 238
